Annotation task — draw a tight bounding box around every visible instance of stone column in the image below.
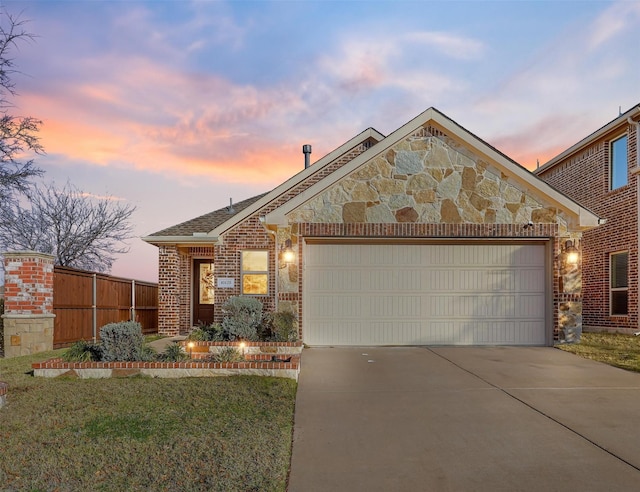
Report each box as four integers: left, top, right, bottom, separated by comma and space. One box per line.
1, 251, 56, 358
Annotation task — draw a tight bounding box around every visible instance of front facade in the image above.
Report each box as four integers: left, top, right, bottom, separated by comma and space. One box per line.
144, 108, 598, 346
536, 105, 640, 334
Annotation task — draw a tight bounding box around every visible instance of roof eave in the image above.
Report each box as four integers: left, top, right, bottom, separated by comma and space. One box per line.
536, 105, 640, 174
141, 235, 220, 247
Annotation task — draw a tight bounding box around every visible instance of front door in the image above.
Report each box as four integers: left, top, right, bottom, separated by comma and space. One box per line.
193, 259, 215, 326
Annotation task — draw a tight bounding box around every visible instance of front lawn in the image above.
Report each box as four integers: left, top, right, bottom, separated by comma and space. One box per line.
0, 350, 297, 491
556, 332, 640, 372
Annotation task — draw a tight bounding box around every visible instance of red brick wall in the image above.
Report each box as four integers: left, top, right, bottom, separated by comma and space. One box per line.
538, 121, 638, 333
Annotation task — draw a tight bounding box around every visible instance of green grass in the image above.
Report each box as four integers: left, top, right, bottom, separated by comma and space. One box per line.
0, 350, 297, 491
556, 332, 640, 372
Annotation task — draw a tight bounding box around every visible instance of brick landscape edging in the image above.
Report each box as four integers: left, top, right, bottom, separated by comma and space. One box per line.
180, 340, 304, 358
32, 357, 300, 381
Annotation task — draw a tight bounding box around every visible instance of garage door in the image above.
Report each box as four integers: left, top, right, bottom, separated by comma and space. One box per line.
303, 242, 547, 346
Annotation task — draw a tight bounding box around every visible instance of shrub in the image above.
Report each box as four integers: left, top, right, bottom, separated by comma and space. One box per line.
261, 310, 298, 342
222, 296, 263, 341
160, 343, 189, 362
62, 340, 102, 362
188, 322, 228, 342
100, 321, 148, 362
211, 346, 244, 363
0, 298, 4, 356
272, 310, 298, 342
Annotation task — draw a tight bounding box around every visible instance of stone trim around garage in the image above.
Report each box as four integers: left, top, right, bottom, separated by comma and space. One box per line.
32, 357, 300, 381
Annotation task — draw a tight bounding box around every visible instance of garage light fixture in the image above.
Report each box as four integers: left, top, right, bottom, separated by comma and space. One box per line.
560, 240, 580, 268
281, 239, 296, 264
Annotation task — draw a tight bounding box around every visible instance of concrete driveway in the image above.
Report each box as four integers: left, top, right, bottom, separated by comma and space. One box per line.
287, 347, 640, 491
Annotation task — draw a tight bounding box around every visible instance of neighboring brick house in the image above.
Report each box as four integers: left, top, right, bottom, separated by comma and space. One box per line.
536, 104, 640, 334
143, 107, 599, 346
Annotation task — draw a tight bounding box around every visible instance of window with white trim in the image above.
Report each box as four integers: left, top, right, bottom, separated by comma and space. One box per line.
610, 251, 628, 316
241, 251, 268, 295
610, 134, 628, 190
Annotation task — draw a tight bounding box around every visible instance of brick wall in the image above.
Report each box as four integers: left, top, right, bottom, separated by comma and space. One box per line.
538, 121, 638, 333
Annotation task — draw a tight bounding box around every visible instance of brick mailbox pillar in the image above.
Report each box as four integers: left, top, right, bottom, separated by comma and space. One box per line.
1, 251, 56, 358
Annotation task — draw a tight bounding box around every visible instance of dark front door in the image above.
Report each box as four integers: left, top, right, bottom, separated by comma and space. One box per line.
193, 259, 215, 326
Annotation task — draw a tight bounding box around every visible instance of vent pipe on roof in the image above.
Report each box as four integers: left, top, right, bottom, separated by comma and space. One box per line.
303, 144, 312, 169
227, 198, 234, 214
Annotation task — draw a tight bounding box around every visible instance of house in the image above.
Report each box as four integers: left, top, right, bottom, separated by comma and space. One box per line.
143, 108, 599, 346
536, 104, 640, 335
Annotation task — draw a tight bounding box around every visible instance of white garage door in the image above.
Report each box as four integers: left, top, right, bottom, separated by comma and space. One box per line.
303, 242, 547, 346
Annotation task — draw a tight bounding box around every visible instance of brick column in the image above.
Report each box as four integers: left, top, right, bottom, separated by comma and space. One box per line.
1, 251, 56, 358
158, 246, 180, 336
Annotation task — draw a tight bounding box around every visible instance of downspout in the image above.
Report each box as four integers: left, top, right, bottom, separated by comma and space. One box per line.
259, 216, 279, 311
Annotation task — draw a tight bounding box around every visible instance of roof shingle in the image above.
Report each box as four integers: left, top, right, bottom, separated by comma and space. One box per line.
148, 192, 269, 237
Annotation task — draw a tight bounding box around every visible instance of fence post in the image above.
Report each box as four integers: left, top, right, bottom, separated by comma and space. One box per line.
1, 251, 56, 358
131, 280, 136, 323
92, 274, 97, 342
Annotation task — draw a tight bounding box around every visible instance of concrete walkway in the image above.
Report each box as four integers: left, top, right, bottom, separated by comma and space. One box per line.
288, 347, 640, 491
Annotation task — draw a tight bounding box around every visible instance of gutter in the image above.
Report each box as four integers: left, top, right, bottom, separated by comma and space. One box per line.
141, 234, 219, 246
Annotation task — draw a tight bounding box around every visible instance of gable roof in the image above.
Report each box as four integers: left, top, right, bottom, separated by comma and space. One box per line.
535, 103, 640, 175
264, 107, 600, 230
142, 127, 385, 246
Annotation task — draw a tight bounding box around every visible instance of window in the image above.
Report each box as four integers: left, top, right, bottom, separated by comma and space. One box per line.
241, 251, 268, 295
610, 252, 628, 316
610, 134, 628, 190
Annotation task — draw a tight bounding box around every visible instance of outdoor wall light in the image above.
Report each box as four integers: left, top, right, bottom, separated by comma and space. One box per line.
281, 239, 296, 264
187, 341, 195, 359
239, 341, 246, 357
560, 240, 580, 268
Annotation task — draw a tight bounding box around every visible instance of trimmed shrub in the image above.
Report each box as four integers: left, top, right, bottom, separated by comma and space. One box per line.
62, 340, 103, 362
222, 296, 263, 341
100, 321, 150, 362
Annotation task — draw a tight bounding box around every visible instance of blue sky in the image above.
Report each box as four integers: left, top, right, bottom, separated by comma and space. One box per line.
4, 0, 640, 282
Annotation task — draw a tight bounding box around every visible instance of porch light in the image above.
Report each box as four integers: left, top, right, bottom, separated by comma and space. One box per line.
561, 240, 580, 268
281, 239, 295, 264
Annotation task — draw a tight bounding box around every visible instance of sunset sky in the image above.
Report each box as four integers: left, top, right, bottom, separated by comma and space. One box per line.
4, 0, 640, 282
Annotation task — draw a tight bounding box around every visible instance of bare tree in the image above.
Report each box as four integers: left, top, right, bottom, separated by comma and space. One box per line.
0, 9, 43, 204
0, 182, 136, 272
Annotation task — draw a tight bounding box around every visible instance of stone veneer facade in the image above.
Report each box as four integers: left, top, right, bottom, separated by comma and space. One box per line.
1, 252, 56, 358
158, 122, 585, 342
280, 125, 583, 341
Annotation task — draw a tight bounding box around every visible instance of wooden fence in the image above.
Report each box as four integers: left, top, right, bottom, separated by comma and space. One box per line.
53, 266, 158, 348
